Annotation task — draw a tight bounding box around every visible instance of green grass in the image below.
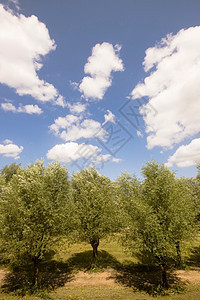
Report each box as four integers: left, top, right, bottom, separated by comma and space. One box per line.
1, 236, 200, 299
53, 236, 137, 270
50, 285, 200, 300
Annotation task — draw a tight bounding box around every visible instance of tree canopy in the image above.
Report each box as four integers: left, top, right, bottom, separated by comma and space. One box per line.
71, 167, 120, 261
117, 161, 197, 288
0, 162, 21, 182
0, 160, 72, 286
0, 159, 199, 292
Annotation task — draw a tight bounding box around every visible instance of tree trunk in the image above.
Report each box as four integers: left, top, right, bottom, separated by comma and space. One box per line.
160, 263, 168, 289
175, 241, 182, 268
90, 238, 99, 262
32, 257, 40, 287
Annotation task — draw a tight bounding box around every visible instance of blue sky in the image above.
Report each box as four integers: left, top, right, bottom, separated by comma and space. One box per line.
0, 0, 200, 179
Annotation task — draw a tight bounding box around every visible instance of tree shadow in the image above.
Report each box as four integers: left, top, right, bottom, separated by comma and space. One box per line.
67, 249, 121, 271
1, 250, 121, 295
1, 260, 74, 295
66, 250, 184, 295
185, 245, 200, 268
1, 250, 185, 297
114, 263, 184, 295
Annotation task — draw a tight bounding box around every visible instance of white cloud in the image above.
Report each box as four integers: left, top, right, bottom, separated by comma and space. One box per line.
17, 104, 43, 114
47, 141, 120, 165
0, 140, 23, 159
3, 139, 13, 144
47, 142, 99, 163
1, 102, 43, 114
166, 138, 200, 168
0, 4, 63, 105
103, 109, 116, 125
80, 76, 111, 100
54, 96, 66, 108
131, 26, 200, 150
60, 119, 106, 141
1, 102, 16, 112
67, 102, 87, 114
112, 157, 122, 163
49, 115, 81, 135
50, 114, 107, 141
79, 42, 124, 100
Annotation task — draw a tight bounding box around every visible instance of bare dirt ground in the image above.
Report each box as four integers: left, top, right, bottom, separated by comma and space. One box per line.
0, 270, 9, 286
175, 269, 200, 285
65, 269, 200, 287
65, 269, 117, 287
0, 268, 200, 288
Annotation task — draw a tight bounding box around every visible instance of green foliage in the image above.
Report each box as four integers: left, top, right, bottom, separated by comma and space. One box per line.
195, 165, 200, 218
167, 177, 197, 265
0, 173, 5, 193
0, 160, 72, 267
1, 162, 21, 182
0, 159, 199, 293
197, 164, 200, 182
71, 168, 120, 246
116, 172, 142, 227
117, 160, 198, 287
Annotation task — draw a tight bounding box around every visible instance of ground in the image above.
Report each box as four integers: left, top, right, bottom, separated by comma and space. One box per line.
1, 267, 200, 299
1, 238, 200, 299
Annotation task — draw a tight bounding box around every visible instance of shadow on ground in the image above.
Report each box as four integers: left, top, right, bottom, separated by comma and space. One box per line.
1, 260, 73, 295
67, 249, 121, 271
62, 250, 184, 295
1, 250, 119, 294
1, 250, 184, 296
186, 245, 200, 268
115, 263, 183, 295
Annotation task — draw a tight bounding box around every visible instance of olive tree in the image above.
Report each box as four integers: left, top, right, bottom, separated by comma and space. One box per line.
195, 164, 200, 217
116, 171, 142, 221
71, 168, 119, 262
0, 160, 71, 287
167, 177, 197, 267
1, 162, 21, 182
117, 161, 197, 288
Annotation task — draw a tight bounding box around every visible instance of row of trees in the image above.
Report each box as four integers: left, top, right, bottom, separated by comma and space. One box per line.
0, 160, 199, 288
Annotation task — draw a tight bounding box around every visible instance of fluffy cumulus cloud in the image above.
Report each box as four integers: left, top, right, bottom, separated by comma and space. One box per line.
17, 104, 43, 114
67, 102, 87, 114
1, 102, 16, 112
0, 4, 64, 105
0, 140, 23, 159
166, 138, 200, 168
79, 42, 124, 100
46, 142, 119, 165
1, 102, 43, 114
131, 26, 200, 152
49, 114, 107, 141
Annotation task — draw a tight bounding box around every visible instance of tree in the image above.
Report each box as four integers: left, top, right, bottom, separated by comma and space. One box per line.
0, 160, 71, 287
116, 171, 142, 220
0, 174, 5, 244
118, 161, 197, 288
195, 164, 200, 218
197, 164, 200, 182
167, 177, 197, 267
1, 162, 21, 182
71, 168, 119, 263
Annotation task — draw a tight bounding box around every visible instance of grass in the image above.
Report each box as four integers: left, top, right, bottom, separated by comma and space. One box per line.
1, 236, 200, 299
